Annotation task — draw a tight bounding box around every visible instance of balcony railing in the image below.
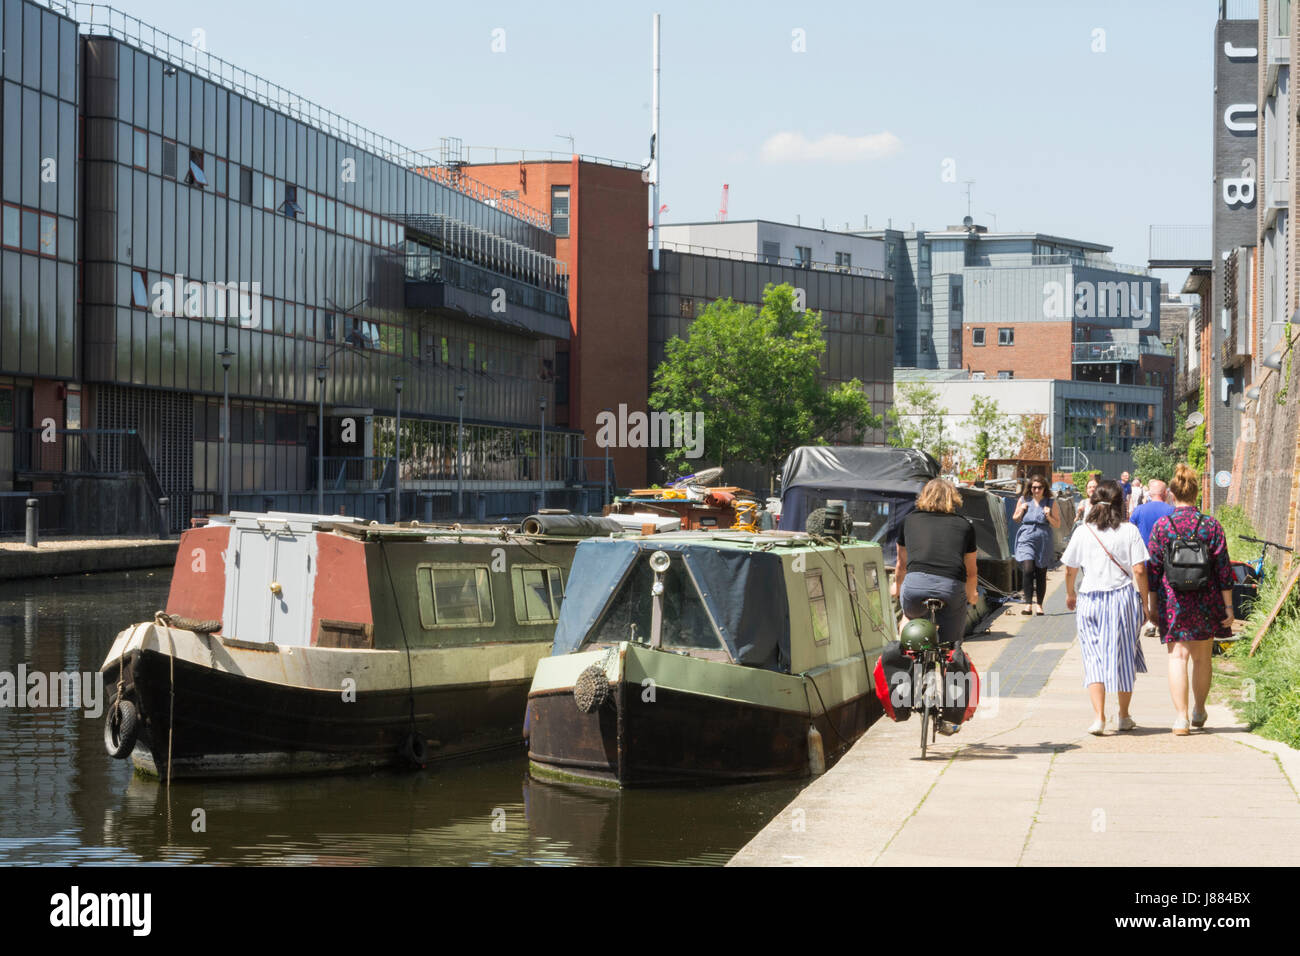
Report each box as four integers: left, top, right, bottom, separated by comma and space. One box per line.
1148, 225, 1212, 267
1073, 342, 1140, 363
656, 242, 889, 279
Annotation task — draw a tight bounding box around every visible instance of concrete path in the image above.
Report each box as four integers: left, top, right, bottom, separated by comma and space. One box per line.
730, 571, 1300, 866
0, 538, 177, 579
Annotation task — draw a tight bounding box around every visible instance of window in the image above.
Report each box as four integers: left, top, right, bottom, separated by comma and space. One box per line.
2, 206, 17, 247
186, 148, 207, 187
997, 370, 1014, 379
0, 387, 12, 428
239, 166, 253, 204
807, 570, 832, 645
282, 184, 302, 218
131, 269, 150, 308
161, 140, 177, 178
920, 332, 931, 353
39, 214, 54, 255
762, 240, 780, 263
835, 251, 852, 268
324, 312, 336, 341
550, 186, 569, 238
998, 327, 1014, 346
133, 129, 148, 169
795, 245, 812, 266
918, 244, 930, 269
512, 566, 565, 624
919, 286, 932, 308
950, 328, 961, 353
972, 327, 986, 346
971, 371, 986, 380
951, 284, 963, 310
874, 317, 886, 335
679, 297, 694, 317
417, 566, 494, 627
584, 553, 723, 652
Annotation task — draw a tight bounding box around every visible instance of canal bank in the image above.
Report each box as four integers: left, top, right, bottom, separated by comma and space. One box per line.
0, 538, 178, 580
731, 572, 1300, 866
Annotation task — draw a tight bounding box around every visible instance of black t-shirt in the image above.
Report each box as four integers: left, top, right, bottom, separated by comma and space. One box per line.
897, 510, 977, 582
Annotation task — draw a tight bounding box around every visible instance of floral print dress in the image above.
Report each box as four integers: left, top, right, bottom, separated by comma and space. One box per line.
1146, 506, 1234, 643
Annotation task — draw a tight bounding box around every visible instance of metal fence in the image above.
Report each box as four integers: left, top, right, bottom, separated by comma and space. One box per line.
1148, 225, 1212, 266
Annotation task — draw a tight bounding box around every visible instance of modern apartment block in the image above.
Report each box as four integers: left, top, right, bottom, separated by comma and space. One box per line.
1, 0, 586, 532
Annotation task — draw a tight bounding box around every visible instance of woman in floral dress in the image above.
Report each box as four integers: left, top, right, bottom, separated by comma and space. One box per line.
1145, 465, 1235, 735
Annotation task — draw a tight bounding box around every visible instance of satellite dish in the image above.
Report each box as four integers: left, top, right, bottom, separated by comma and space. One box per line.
1185, 411, 1204, 430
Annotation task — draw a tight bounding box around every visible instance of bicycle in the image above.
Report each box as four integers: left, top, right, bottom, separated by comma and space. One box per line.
900, 597, 955, 759
1221, 535, 1295, 652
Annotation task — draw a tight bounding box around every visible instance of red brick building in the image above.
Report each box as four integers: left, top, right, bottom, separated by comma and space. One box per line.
463, 158, 649, 488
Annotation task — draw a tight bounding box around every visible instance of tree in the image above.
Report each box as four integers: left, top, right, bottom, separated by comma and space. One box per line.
1131, 442, 1177, 483
965, 395, 1020, 474
1016, 414, 1052, 460
649, 283, 881, 490
887, 382, 956, 464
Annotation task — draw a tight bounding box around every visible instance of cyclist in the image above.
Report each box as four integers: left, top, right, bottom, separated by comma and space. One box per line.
890, 478, 979, 735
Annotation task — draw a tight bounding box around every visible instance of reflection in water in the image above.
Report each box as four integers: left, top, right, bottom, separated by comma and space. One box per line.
0, 570, 802, 866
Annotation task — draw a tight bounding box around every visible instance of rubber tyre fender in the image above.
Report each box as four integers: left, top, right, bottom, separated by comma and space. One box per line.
573, 665, 611, 713
399, 732, 428, 768
104, 697, 140, 760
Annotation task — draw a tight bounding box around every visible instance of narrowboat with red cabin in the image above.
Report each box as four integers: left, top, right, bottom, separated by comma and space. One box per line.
99, 510, 615, 780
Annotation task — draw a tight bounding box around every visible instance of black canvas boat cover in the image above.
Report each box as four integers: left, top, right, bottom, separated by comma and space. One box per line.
551, 536, 791, 670
780, 446, 939, 546
781, 445, 940, 492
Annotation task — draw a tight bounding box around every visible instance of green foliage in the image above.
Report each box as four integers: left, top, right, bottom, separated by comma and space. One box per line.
1130, 442, 1177, 484
1187, 388, 1207, 473
648, 283, 881, 486
1226, 561, 1300, 749
886, 382, 956, 464
1071, 469, 1101, 494
1214, 504, 1258, 563
965, 395, 1019, 473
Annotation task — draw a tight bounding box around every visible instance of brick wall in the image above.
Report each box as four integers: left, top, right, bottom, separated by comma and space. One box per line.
963, 320, 1073, 380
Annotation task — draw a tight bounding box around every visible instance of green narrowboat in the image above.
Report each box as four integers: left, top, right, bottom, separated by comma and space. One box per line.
525, 529, 897, 787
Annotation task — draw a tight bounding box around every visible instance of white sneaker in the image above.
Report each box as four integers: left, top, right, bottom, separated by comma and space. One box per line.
1191, 707, 1208, 729
1172, 718, 1190, 736
1117, 716, 1136, 731
1088, 718, 1106, 736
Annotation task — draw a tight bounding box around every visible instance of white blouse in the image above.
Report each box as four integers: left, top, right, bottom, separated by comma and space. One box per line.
1060, 522, 1150, 593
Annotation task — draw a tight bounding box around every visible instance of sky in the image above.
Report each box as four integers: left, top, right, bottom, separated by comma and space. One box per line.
101, 0, 1222, 275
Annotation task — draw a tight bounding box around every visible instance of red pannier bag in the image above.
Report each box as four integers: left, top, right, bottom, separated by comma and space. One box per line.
873, 641, 915, 721
942, 646, 979, 724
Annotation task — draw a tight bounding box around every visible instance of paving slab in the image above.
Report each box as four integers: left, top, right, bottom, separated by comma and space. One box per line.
730, 569, 1300, 867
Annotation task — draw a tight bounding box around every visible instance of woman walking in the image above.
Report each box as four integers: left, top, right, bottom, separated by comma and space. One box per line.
1061, 480, 1151, 735
1076, 476, 1099, 523
1145, 465, 1234, 735
1013, 473, 1060, 615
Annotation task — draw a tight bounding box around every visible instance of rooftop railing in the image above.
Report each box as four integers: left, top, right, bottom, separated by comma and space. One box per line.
656, 241, 890, 279
967, 253, 1151, 276
46, 1, 552, 229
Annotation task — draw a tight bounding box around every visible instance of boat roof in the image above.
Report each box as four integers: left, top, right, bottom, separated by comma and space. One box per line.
604, 528, 880, 554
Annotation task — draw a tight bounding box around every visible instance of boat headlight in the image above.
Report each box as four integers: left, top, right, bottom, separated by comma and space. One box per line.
649, 550, 671, 573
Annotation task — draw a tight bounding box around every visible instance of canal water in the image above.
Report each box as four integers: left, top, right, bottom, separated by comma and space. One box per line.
0, 570, 803, 866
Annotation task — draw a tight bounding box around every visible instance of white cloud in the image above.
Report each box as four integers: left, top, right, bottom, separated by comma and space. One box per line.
759, 130, 902, 163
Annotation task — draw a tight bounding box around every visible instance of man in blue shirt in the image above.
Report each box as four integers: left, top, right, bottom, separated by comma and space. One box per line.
1130, 478, 1175, 548
1120, 470, 1133, 505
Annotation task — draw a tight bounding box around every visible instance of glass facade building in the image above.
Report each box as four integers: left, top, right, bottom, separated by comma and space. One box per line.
1, 0, 581, 529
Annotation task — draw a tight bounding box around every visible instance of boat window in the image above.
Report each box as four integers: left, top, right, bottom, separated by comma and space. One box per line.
584, 554, 724, 653
512, 566, 565, 624
416, 565, 494, 627
806, 570, 832, 645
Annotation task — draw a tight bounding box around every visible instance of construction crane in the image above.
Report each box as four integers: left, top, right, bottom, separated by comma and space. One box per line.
718, 183, 729, 222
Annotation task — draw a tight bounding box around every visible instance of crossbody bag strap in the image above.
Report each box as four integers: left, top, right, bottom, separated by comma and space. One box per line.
1087, 525, 1133, 580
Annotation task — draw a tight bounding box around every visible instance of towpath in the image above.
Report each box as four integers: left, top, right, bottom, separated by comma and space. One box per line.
730, 571, 1300, 866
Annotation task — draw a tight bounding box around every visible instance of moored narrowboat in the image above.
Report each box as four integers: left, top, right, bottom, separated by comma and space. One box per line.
100, 511, 613, 780
525, 528, 896, 788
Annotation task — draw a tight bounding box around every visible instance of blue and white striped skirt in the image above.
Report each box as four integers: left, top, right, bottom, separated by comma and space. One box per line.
1076, 586, 1148, 691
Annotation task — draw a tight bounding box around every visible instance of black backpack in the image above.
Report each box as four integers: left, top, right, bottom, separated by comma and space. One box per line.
1163, 513, 1211, 592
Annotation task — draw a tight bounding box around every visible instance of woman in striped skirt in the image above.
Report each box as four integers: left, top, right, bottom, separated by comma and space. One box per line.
1060, 480, 1153, 735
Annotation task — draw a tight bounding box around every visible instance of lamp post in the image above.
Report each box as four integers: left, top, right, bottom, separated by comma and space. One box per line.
220, 347, 234, 514
392, 375, 403, 522
316, 361, 327, 515
539, 396, 547, 509
456, 383, 466, 516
